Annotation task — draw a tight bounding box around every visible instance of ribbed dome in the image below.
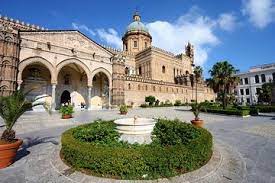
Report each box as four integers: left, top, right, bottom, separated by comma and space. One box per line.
125, 12, 150, 34
126, 21, 149, 33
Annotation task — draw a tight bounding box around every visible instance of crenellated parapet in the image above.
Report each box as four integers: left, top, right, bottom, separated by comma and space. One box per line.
0, 14, 46, 31
102, 44, 136, 57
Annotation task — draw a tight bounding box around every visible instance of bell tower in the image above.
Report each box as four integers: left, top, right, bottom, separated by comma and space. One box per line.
0, 23, 20, 96
122, 12, 152, 53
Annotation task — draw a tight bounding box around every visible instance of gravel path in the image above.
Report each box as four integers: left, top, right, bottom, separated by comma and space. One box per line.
0, 106, 274, 183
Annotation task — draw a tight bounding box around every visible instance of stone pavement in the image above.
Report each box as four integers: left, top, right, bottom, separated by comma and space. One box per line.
0, 106, 275, 183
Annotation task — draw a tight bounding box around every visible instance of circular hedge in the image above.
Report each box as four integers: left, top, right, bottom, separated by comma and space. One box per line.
61, 119, 213, 180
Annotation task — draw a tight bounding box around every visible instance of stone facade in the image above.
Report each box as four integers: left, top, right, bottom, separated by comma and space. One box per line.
0, 13, 215, 110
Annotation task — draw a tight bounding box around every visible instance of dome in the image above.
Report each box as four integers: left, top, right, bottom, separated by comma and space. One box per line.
126, 21, 149, 34
125, 12, 150, 34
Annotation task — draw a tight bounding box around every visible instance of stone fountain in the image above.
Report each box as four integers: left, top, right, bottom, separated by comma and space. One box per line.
114, 116, 156, 144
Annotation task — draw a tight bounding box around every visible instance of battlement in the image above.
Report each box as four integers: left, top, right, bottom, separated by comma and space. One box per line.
0, 14, 46, 31
102, 44, 136, 56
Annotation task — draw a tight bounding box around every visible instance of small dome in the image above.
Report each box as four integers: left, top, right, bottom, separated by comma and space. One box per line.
125, 12, 150, 34
126, 21, 149, 33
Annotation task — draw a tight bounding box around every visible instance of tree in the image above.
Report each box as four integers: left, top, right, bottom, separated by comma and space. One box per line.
145, 96, 156, 106
193, 66, 203, 103
207, 61, 239, 109
0, 90, 38, 141
258, 83, 272, 104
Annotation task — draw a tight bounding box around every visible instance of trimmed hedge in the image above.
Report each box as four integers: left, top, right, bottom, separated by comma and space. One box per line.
254, 105, 275, 113
61, 119, 213, 180
202, 107, 250, 116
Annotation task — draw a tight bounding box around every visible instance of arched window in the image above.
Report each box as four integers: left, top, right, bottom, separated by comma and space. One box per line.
64, 74, 71, 85
145, 85, 148, 91
138, 84, 141, 90
128, 83, 131, 90
255, 75, 259, 83
134, 41, 138, 47
138, 66, 142, 75
153, 86, 156, 91
186, 70, 189, 75
125, 67, 129, 75
145, 42, 147, 48
162, 66, 166, 73
261, 74, 266, 83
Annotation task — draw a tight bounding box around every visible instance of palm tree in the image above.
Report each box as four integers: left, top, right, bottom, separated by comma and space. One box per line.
0, 90, 42, 142
193, 66, 203, 103
207, 61, 239, 109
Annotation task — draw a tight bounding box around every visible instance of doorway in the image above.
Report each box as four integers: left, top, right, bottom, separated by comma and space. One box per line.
60, 90, 71, 104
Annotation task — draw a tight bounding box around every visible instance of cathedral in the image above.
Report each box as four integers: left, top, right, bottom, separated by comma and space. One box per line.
0, 12, 215, 111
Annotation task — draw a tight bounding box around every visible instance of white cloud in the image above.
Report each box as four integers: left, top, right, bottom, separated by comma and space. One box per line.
72, 22, 96, 36
218, 13, 237, 31
242, 0, 275, 28
96, 28, 122, 49
146, 7, 231, 66
71, 7, 237, 66
72, 23, 122, 49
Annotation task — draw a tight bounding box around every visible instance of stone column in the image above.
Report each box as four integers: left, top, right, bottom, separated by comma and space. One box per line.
87, 86, 92, 110
17, 80, 23, 91
17, 84, 21, 90
108, 88, 112, 109
51, 84, 56, 110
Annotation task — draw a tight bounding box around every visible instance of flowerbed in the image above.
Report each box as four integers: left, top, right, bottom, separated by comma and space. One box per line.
61, 119, 213, 180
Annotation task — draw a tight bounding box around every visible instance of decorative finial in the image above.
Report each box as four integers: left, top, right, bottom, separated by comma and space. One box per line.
133, 8, 141, 22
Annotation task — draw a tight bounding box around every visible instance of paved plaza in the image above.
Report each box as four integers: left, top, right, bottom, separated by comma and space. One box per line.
0, 107, 275, 183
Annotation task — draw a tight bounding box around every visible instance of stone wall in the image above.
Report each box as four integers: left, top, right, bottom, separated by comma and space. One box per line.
124, 76, 215, 106
135, 47, 193, 83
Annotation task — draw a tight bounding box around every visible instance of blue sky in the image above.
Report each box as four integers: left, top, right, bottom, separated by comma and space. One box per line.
1, 0, 275, 76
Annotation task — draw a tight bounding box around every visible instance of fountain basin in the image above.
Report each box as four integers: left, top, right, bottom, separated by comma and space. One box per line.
114, 118, 156, 135
114, 118, 156, 144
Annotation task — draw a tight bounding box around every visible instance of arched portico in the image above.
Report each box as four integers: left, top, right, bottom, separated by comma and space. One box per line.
90, 68, 112, 109
56, 58, 92, 86
19, 57, 54, 111
18, 56, 57, 85
55, 58, 91, 110
17, 57, 113, 110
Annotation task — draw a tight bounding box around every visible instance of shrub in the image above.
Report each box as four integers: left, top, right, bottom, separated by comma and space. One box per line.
119, 105, 128, 113
140, 103, 149, 108
145, 96, 156, 106
152, 118, 201, 146
191, 102, 205, 120
174, 100, 182, 106
204, 108, 250, 116
164, 100, 173, 106
155, 99, 160, 106
249, 106, 259, 116
61, 119, 213, 180
254, 105, 275, 113
0, 90, 41, 142
59, 104, 74, 116
72, 120, 119, 145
